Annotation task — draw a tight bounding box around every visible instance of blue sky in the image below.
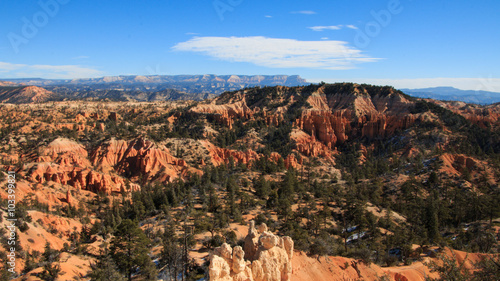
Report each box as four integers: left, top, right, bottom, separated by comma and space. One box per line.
1, 0, 499, 91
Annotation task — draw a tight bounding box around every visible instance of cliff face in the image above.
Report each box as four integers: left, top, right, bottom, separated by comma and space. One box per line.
210, 221, 294, 281
296, 87, 416, 149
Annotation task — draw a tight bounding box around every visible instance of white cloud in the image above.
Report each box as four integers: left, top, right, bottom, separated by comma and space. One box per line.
0, 61, 103, 79
321, 37, 329, 40
309, 77, 500, 92
172, 36, 380, 70
291, 10, 316, 15
309, 25, 343, 31
0, 62, 26, 72
309, 25, 359, 31
265, 15, 273, 18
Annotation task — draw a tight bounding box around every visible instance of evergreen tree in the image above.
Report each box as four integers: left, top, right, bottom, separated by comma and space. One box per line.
42, 242, 60, 263
254, 175, 271, 199
39, 263, 61, 281
88, 254, 125, 281
110, 219, 157, 281
424, 195, 440, 243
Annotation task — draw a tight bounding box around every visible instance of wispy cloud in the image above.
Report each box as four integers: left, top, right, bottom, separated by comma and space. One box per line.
0, 61, 103, 79
265, 15, 273, 18
0, 62, 26, 72
309, 25, 343, 31
291, 10, 316, 15
172, 36, 380, 70
309, 25, 358, 31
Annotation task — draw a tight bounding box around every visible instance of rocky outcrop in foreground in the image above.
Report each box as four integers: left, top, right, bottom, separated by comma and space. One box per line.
210, 221, 294, 281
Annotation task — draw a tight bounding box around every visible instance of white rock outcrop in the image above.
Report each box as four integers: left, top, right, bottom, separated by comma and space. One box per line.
209, 221, 294, 281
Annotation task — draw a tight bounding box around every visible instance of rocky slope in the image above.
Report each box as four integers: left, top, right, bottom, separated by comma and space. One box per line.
0, 85, 58, 104
430, 100, 500, 129
190, 83, 431, 157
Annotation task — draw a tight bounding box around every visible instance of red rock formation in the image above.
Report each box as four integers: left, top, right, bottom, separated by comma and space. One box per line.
295, 111, 340, 148
37, 138, 90, 166
401, 146, 420, 159
439, 153, 479, 177
361, 114, 416, 139
290, 129, 334, 161
28, 163, 140, 194
284, 154, 300, 169
25, 137, 199, 194
263, 108, 286, 126
190, 90, 259, 129
191, 98, 255, 129
109, 112, 120, 121
431, 100, 500, 129
295, 86, 415, 150
200, 140, 260, 167
66, 189, 72, 205
296, 109, 415, 149
91, 138, 200, 182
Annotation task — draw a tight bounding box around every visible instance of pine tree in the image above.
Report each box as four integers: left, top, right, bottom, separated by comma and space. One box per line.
88, 254, 125, 281
424, 195, 440, 243
39, 263, 61, 281
254, 175, 271, 199
110, 219, 157, 281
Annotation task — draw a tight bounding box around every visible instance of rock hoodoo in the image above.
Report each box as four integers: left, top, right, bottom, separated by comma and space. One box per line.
209, 221, 294, 281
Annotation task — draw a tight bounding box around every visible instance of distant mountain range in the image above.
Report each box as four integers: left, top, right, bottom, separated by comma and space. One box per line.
401, 87, 500, 104
2, 75, 500, 104
3, 74, 307, 95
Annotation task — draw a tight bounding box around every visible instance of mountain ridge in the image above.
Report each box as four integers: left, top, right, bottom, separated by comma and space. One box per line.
402, 86, 500, 104
3, 76, 500, 104
2, 74, 307, 95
